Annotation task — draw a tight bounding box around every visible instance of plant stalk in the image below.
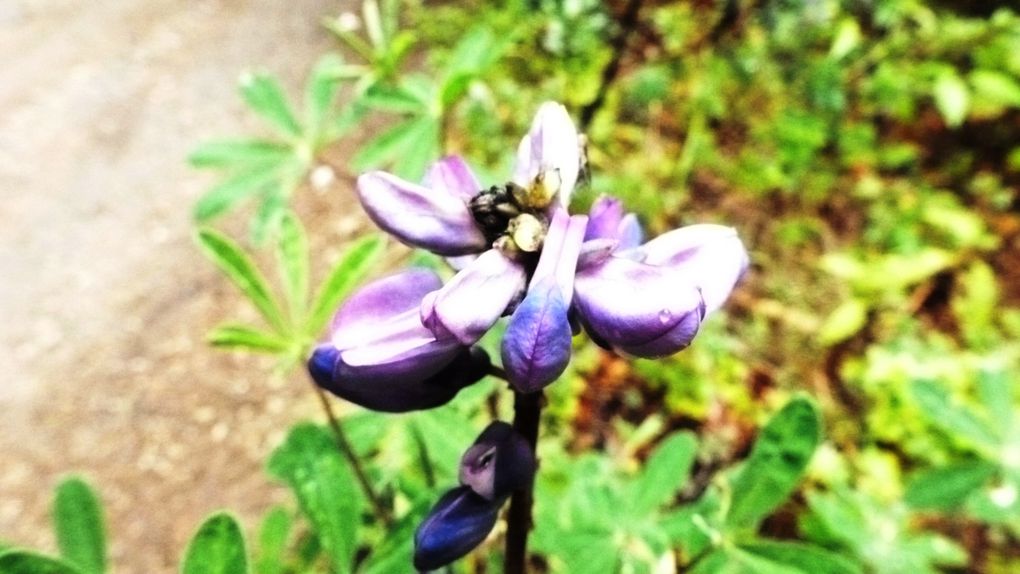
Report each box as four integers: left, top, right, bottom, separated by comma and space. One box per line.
504, 391, 543, 574
312, 384, 394, 527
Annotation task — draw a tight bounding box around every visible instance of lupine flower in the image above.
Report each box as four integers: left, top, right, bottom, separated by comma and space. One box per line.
414, 422, 536, 570
308, 269, 490, 412
338, 101, 747, 400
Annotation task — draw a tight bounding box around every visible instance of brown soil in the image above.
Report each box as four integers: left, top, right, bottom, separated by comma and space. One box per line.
0, 1, 375, 571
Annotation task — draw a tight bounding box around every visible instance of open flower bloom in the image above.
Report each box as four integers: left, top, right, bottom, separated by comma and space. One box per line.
338, 101, 748, 401
308, 269, 490, 412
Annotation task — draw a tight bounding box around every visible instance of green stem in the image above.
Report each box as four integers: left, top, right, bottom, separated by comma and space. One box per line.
312, 384, 394, 527
503, 391, 543, 574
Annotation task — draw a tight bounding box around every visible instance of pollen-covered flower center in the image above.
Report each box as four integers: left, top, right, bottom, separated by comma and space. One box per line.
468, 179, 556, 254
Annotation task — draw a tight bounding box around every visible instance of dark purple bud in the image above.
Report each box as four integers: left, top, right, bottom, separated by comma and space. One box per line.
309, 345, 490, 413
357, 166, 487, 256
413, 486, 502, 571
459, 421, 536, 501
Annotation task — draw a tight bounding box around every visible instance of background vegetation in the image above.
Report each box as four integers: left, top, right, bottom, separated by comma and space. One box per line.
3, 0, 1019, 572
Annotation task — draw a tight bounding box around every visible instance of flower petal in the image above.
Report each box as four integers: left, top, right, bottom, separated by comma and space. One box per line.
501, 280, 573, 393
423, 156, 481, 201
330, 268, 442, 334
584, 196, 624, 241
636, 224, 749, 313
421, 249, 527, 344
617, 213, 644, 250
309, 345, 490, 412
573, 256, 705, 358
459, 421, 536, 501
511, 102, 581, 208
414, 486, 503, 571
530, 210, 588, 305
357, 171, 487, 256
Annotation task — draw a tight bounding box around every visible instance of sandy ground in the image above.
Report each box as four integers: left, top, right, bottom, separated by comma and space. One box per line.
0, 0, 375, 570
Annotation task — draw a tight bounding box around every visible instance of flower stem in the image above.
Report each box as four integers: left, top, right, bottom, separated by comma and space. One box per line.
312, 383, 394, 528
504, 391, 543, 574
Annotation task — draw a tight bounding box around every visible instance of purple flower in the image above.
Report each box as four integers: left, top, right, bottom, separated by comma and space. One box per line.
308, 269, 490, 412
338, 101, 747, 399
573, 201, 749, 358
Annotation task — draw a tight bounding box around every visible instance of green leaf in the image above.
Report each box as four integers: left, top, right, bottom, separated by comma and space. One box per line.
181, 513, 248, 574
53, 477, 105, 574
910, 379, 999, 450
255, 506, 291, 574
206, 324, 290, 354
969, 70, 1020, 108
304, 54, 346, 145
977, 366, 1013, 433
240, 72, 302, 138
740, 541, 863, 574
0, 551, 82, 574
818, 298, 868, 346
351, 116, 439, 180
193, 164, 283, 222
905, 460, 998, 510
628, 431, 698, 514
196, 228, 287, 333
933, 71, 969, 128
276, 212, 309, 319
189, 140, 293, 169
358, 499, 430, 574
267, 424, 364, 572
251, 189, 290, 246
305, 234, 385, 337
358, 83, 428, 114
726, 397, 822, 530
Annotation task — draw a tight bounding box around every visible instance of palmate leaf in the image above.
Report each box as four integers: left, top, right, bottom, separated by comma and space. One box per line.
240, 72, 303, 138
181, 513, 248, 574
911, 379, 999, 451
267, 424, 364, 573
53, 477, 106, 574
197, 228, 288, 334
0, 551, 82, 574
305, 234, 385, 338
725, 396, 821, 530
351, 115, 440, 181
904, 460, 998, 510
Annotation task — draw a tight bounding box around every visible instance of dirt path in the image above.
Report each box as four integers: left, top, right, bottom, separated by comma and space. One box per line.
0, 1, 372, 570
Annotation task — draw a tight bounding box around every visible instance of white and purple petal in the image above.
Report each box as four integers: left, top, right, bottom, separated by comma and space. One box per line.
635, 224, 749, 313
357, 171, 487, 256
573, 256, 706, 358
421, 249, 527, 345
511, 102, 581, 208
423, 156, 481, 201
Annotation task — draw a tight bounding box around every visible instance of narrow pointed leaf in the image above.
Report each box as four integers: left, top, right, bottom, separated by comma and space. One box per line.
255, 506, 292, 574
911, 379, 999, 450
251, 189, 290, 246
53, 477, 105, 574
0, 552, 82, 574
188, 140, 292, 169
739, 541, 862, 574
726, 397, 821, 530
240, 72, 302, 137
276, 211, 309, 318
304, 54, 346, 145
197, 228, 287, 333
193, 164, 282, 222
181, 513, 248, 574
352, 116, 439, 181
305, 234, 385, 337
904, 460, 998, 510
207, 324, 291, 354
267, 424, 364, 572
629, 431, 698, 514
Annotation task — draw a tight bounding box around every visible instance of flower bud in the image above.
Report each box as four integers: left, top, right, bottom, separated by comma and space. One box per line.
413, 486, 501, 571
459, 421, 536, 501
